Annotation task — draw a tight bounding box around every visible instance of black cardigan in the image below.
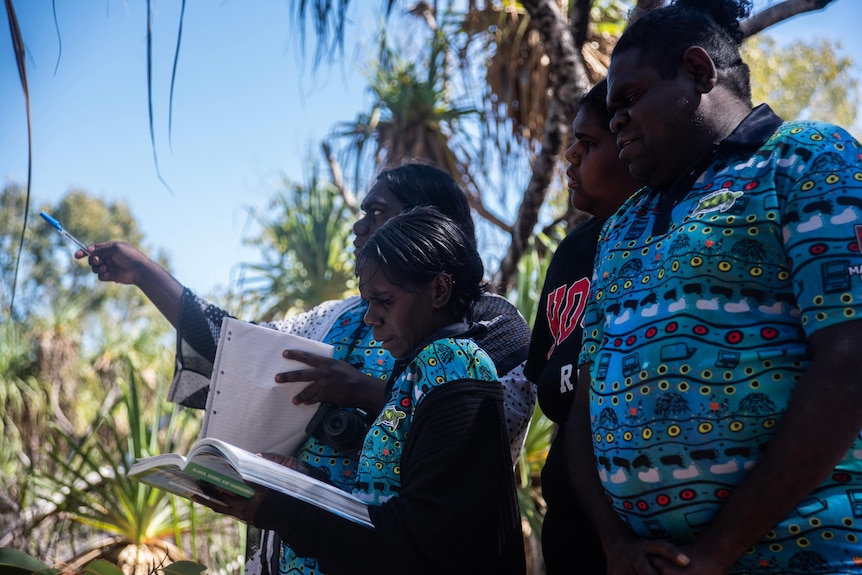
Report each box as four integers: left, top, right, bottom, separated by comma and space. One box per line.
253, 377, 526, 575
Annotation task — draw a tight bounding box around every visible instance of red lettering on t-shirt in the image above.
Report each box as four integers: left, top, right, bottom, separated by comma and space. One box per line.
545, 276, 591, 359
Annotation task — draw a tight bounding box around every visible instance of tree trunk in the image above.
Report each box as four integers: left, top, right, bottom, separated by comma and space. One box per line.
491, 0, 841, 293
493, 0, 591, 293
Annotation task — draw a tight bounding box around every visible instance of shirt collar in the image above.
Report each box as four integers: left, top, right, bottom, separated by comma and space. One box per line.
649, 104, 783, 236
389, 322, 487, 388
720, 103, 784, 151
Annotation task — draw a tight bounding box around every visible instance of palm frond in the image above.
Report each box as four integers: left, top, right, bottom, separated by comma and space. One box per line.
290, 0, 399, 67
4, 0, 32, 319
146, 0, 174, 195
238, 169, 356, 319
168, 0, 187, 151
51, 0, 61, 75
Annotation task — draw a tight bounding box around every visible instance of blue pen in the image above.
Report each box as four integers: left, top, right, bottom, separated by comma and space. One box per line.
39, 211, 91, 255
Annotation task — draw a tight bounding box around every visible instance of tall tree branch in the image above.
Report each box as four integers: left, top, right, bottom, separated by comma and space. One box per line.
493, 0, 591, 293
462, 183, 513, 234
321, 141, 358, 215
741, 0, 836, 38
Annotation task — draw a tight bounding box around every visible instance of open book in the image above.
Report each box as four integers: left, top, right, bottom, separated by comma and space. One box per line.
128, 437, 372, 527
200, 317, 334, 457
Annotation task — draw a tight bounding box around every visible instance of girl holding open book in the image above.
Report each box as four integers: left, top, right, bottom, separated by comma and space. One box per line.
216, 207, 525, 574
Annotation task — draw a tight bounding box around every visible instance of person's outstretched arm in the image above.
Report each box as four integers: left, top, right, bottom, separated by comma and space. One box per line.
77, 241, 184, 328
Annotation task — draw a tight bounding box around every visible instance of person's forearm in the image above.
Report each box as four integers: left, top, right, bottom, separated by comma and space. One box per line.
688, 320, 862, 567
134, 258, 184, 328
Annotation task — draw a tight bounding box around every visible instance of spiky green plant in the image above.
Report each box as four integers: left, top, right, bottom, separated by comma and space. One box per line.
510, 231, 557, 569
20, 344, 233, 573
335, 29, 478, 189
0, 321, 45, 494
238, 168, 356, 320
0, 547, 207, 575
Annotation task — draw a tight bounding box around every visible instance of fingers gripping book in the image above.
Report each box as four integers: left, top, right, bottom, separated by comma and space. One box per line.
127, 437, 372, 527
127, 317, 373, 527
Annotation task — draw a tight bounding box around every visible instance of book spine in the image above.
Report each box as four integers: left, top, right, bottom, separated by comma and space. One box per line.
185, 462, 256, 498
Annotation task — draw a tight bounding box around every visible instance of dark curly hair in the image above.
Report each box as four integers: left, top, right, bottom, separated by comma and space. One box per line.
355, 206, 484, 321
578, 78, 612, 127
375, 162, 476, 248
615, 0, 753, 104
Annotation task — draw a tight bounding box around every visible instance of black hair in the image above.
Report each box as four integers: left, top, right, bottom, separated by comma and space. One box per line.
578, 78, 612, 128
375, 162, 477, 247
355, 206, 484, 320
614, 0, 752, 104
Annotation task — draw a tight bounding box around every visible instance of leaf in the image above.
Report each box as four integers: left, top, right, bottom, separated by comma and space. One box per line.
3, 0, 33, 318
0, 547, 56, 574
162, 560, 208, 574
80, 560, 124, 575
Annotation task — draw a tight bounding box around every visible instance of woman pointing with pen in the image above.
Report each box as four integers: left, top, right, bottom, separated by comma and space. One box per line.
78, 162, 534, 575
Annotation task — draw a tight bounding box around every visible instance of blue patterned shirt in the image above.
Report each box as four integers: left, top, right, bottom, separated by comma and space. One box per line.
580, 107, 862, 573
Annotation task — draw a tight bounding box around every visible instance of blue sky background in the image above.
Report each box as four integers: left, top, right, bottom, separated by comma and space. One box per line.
2, 0, 861, 297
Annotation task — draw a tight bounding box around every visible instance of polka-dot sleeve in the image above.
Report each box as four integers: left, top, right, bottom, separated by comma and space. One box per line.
776, 123, 862, 337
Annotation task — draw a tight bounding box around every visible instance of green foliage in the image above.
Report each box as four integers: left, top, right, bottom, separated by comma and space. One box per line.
0, 549, 207, 575
0, 320, 45, 493
516, 404, 556, 537
511, 232, 559, 540
2, 190, 177, 452
0, 547, 57, 574
2, 185, 172, 325
743, 34, 860, 129
162, 562, 208, 575
589, 0, 630, 36
239, 168, 356, 319
79, 560, 125, 575
336, 29, 478, 188
1, 185, 236, 572
511, 230, 557, 327
23, 350, 226, 572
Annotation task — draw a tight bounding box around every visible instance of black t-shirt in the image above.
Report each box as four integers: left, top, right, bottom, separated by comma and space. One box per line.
526, 216, 603, 423
524, 216, 603, 505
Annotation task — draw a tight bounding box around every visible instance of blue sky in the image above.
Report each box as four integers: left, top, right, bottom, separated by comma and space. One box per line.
2, 0, 861, 297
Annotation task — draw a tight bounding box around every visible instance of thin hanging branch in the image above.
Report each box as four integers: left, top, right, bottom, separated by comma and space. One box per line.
5, 0, 32, 318
146, 0, 174, 194
168, 0, 186, 151
741, 0, 836, 37
51, 0, 61, 75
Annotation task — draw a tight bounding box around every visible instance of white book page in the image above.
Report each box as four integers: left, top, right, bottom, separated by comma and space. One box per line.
200, 317, 333, 457
208, 438, 372, 527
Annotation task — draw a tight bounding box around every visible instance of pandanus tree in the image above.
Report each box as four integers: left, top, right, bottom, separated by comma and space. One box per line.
282, 0, 845, 294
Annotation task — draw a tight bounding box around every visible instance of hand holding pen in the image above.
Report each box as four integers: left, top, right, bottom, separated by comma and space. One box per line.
74, 240, 148, 286
70, 238, 184, 327
40, 211, 91, 256
42, 212, 185, 327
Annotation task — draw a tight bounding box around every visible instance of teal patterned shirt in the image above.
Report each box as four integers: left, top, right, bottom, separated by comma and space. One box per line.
580, 109, 862, 573
354, 336, 498, 505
